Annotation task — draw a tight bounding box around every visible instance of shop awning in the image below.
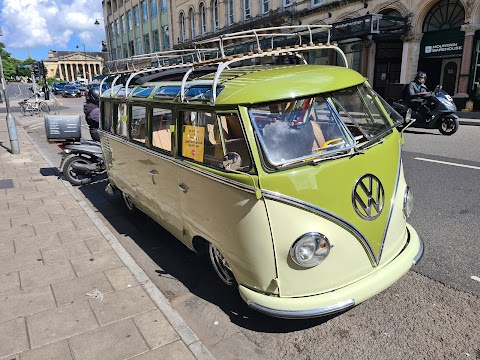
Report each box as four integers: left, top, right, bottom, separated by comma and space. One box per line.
331, 14, 407, 41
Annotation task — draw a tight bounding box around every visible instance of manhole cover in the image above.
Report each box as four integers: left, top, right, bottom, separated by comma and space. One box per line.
0, 179, 14, 189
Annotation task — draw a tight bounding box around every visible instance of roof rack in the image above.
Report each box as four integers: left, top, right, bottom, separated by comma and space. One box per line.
103, 25, 348, 103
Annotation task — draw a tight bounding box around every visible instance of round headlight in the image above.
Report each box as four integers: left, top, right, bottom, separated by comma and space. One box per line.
403, 186, 413, 218
289, 233, 331, 268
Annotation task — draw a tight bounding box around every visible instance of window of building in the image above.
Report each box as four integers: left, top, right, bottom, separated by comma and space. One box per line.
130, 106, 147, 144
262, 0, 270, 14
115, 19, 120, 36
127, 10, 133, 30
136, 37, 142, 55
180, 12, 186, 42
189, 8, 196, 38
284, 0, 292, 6
200, 3, 206, 35
160, 0, 167, 13
227, 0, 234, 25
134, 6, 140, 27
311, 0, 322, 7
129, 40, 135, 56
150, 0, 157, 18
143, 34, 150, 53
142, 1, 148, 22
162, 25, 170, 49
121, 15, 126, 33
244, 0, 251, 21
212, 0, 219, 32
423, 0, 465, 32
124, 47, 129, 58
151, 107, 173, 152
152, 30, 160, 52
111, 23, 115, 39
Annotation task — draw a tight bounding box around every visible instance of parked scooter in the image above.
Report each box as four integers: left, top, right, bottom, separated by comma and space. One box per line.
58, 140, 105, 185
391, 86, 459, 135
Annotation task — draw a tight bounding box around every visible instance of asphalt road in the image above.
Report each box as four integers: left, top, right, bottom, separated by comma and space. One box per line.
3, 83, 480, 360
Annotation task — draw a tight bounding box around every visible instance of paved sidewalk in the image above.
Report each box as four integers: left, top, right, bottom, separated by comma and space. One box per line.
0, 117, 215, 359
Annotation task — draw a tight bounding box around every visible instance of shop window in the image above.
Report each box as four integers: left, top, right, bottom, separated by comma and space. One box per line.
423, 0, 464, 32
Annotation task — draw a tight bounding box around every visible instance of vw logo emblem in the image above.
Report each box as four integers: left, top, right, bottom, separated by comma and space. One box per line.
352, 174, 385, 220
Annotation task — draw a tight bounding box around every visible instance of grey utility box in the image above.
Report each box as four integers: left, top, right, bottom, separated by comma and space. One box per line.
44, 115, 81, 142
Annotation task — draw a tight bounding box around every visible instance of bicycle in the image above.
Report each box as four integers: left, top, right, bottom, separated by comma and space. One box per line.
18, 98, 50, 116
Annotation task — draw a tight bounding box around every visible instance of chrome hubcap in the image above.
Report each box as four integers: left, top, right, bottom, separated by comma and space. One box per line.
209, 243, 234, 285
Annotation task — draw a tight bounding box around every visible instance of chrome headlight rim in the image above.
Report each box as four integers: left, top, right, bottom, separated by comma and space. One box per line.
289, 232, 331, 268
403, 186, 413, 218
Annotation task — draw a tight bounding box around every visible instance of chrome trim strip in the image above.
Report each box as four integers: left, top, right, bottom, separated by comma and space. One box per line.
377, 145, 402, 263
246, 299, 355, 319
100, 131, 257, 195
262, 190, 377, 264
412, 230, 424, 265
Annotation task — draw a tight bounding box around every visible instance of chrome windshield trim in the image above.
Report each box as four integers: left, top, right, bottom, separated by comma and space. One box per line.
246, 299, 355, 319
262, 190, 377, 265
412, 230, 424, 265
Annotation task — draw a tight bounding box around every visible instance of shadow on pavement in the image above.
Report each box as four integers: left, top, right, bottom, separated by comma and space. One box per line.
75, 179, 336, 333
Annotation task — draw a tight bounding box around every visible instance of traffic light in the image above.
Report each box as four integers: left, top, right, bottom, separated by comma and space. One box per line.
31, 61, 40, 74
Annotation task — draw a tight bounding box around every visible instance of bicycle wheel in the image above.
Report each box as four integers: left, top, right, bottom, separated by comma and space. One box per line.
39, 101, 50, 114
20, 103, 27, 116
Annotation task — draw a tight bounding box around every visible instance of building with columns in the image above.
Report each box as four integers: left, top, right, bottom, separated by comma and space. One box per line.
43, 51, 105, 82
102, 0, 480, 108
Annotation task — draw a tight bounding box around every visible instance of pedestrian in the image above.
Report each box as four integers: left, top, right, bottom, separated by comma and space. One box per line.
84, 88, 100, 141
42, 83, 50, 100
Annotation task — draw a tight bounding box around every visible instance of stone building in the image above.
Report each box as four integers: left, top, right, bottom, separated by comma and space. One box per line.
103, 0, 480, 106
43, 50, 105, 82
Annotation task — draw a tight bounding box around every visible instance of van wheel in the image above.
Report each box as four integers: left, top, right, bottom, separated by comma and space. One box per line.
122, 192, 136, 212
208, 243, 235, 286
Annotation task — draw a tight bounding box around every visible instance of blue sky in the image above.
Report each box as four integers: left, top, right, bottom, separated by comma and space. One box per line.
0, 0, 105, 61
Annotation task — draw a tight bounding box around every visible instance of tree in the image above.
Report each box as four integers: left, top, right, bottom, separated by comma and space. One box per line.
17, 58, 36, 77
0, 42, 21, 79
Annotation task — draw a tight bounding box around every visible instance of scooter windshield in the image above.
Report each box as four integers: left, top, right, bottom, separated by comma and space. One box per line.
250, 83, 397, 169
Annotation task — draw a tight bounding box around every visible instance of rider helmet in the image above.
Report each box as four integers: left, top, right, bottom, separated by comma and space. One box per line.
86, 88, 100, 105
415, 71, 427, 81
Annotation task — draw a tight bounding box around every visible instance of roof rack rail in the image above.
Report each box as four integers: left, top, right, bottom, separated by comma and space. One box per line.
107, 25, 348, 103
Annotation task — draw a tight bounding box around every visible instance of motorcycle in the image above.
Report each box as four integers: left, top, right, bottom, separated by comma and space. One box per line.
391, 86, 459, 135
58, 140, 105, 185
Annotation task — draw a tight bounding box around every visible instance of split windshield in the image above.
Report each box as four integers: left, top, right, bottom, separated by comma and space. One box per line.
249, 83, 400, 168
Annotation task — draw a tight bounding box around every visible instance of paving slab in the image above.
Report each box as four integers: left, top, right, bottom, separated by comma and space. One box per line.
89, 285, 156, 325
210, 332, 270, 360
27, 300, 98, 348
70, 250, 125, 277
0, 318, 29, 358
71, 215, 96, 229
1, 224, 36, 241
84, 236, 113, 254
19, 260, 77, 289
0, 285, 56, 322
130, 340, 197, 360
14, 233, 62, 253
19, 340, 73, 360
0, 240, 14, 257
0, 206, 28, 218
133, 309, 180, 349
0, 217, 11, 230
0, 250, 42, 275
104, 266, 139, 291
33, 219, 76, 236
41, 241, 90, 264
0, 272, 20, 296
68, 319, 149, 360
51, 272, 115, 306
10, 213, 51, 228
58, 226, 103, 244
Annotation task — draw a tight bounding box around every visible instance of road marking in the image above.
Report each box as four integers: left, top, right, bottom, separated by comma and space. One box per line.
415, 157, 480, 170
472, 276, 480, 282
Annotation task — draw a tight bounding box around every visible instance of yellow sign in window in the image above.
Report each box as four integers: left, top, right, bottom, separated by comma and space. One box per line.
182, 125, 205, 162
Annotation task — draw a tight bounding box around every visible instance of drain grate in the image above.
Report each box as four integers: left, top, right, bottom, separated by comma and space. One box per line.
0, 179, 14, 189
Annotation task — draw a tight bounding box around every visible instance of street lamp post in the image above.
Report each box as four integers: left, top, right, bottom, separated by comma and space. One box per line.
0, 27, 20, 154
76, 43, 88, 82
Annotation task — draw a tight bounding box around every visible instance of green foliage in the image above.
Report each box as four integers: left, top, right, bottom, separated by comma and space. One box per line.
0, 42, 21, 79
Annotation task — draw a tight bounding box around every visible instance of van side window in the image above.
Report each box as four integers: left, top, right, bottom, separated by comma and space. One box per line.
130, 106, 147, 144
151, 107, 173, 152
116, 103, 129, 137
101, 101, 113, 132
218, 114, 251, 169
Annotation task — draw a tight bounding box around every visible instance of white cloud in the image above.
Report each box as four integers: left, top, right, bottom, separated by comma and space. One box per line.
1, 0, 104, 50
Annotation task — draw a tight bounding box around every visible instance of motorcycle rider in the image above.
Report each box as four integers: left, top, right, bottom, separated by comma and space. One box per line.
404, 71, 434, 121
84, 88, 100, 141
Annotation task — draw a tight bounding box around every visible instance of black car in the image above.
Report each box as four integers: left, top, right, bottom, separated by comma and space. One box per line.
87, 82, 110, 93
52, 82, 67, 95
61, 85, 81, 97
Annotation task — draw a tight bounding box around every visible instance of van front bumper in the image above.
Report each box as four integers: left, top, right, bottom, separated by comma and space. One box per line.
239, 224, 423, 319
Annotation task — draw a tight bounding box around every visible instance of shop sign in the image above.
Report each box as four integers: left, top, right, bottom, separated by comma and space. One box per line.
421, 30, 465, 58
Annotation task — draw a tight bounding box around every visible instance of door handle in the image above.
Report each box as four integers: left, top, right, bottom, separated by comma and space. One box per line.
149, 169, 158, 175
178, 183, 189, 193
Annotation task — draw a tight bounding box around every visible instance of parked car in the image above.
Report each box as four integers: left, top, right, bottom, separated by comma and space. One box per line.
87, 82, 110, 93
62, 85, 81, 97
74, 81, 88, 96
52, 82, 67, 95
